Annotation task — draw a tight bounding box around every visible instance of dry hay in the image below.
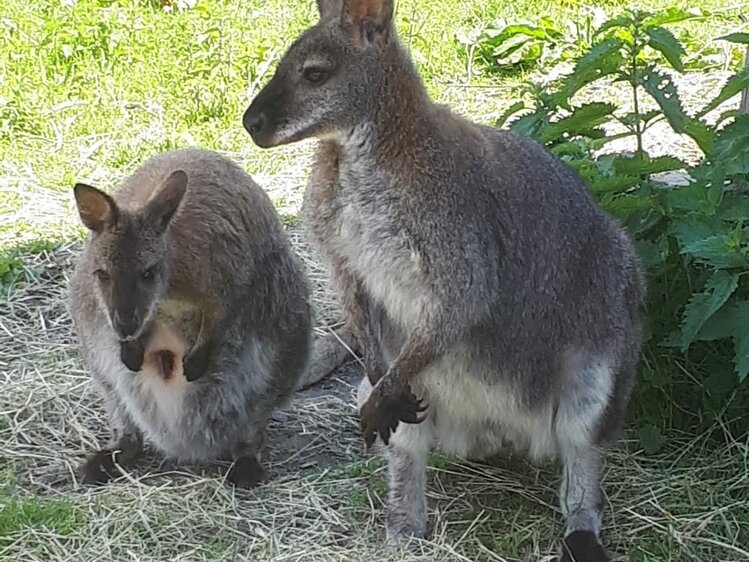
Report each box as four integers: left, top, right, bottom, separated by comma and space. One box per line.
1, 238, 748, 562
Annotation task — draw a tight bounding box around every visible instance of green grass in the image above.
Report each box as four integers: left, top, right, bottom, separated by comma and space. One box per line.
0, 0, 740, 250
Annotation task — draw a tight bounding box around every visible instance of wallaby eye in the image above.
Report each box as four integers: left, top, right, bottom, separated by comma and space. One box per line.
94, 269, 110, 282
302, 67, 328, 85
142, 268, 155, 281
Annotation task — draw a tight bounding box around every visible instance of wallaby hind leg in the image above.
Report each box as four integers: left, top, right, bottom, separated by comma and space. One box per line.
358, 376, 433, 542
558, 444, 609, 562
226, 430, 267, 489
81, 389, 144, 484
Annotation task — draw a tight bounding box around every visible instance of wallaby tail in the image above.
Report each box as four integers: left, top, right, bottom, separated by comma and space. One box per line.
295, 323, 361, 391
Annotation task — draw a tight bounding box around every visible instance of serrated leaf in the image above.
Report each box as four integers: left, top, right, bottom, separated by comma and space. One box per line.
683, 117, 714, 154
719, 32, 749, 45
679, 270, 738, 350
553, 39, 625, 102
732, 301, 749, 381
594, 15, 633, 37
646, 26, 685, 71
711, 115, 749, 176
539, 102, 617, 143
643, 7, 705, 26
641, 67, 686, 133
671, 217, 724, 246
496, 101, 526, 128
717, 195, 749, 221
698, 68, 749, 116
612, 154, 686, 176
695, 303, 736, 342
510, 112, 546, 139
681, 235, 747, 269
589, 175, 641, 193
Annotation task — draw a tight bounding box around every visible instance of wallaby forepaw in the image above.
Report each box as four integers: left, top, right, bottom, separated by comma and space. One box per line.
226, 456, 266, 489
80, 450, 118, 485
559, 531, 609, 562
120, 339, 145, 372
360, 382, 427, 448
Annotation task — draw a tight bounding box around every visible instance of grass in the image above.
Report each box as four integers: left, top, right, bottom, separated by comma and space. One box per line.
1, 0, 748, 561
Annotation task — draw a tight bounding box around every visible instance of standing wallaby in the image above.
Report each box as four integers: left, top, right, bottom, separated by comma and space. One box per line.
69, 148, 345, 487
242, 0, 643, 559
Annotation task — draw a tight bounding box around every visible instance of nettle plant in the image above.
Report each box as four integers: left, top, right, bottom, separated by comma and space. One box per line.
494, 10, 749, 442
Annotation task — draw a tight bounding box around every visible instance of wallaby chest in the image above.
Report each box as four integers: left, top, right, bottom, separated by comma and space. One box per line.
309, 147, 427, 329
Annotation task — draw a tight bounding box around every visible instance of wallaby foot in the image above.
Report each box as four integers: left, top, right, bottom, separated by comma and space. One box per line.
226, 455, 266, 488
559, 531, 609, 562
80, 433, 143, 484
360, 376, 426, 447
558, 443, 608, 561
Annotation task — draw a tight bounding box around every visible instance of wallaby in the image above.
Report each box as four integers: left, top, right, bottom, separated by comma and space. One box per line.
69, 148, 351, 487
242, 0, 644, 559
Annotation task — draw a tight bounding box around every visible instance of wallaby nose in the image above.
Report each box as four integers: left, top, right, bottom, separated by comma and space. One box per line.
113, 310, 140, 338
243, 108, 265, 137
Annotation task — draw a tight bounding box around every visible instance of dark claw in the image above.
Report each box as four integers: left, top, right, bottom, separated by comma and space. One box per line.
359, 381, 428, 448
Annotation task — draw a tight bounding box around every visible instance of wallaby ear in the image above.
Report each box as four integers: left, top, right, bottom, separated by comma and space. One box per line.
73, 183, 118, 233
341, 0, 394, 46
145, 170, 188, 233
317, 0, 343, 20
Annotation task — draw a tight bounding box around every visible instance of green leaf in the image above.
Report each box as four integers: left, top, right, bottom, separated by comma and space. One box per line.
732, 301, 749, 381
639, 424, 666, 454
594, 15, 633, 37
718, 32, 749, 45
612, 154, 686, 176
696, 303, 737, 342
646, 26, 685, 71
641, 67, 686, 133
539, 102, 617, 143
711, 115, 749, 177
698, 68, 749, 116
554, 39, 625, 102
496, 101, 526, 128
672, 216, 724, 246
679, 271, 739, 350
643, 7, 705, 26
681, 235, 747, 269
683, 117, 714, 154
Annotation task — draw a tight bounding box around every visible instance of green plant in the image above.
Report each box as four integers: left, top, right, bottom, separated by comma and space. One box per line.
498, 9, 749, 440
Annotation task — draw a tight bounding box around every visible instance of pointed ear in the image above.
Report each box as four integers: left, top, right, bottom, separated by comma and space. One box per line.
73, 183, 118, 233
317, 0, 343, 20
145, 170, 188, 233
341, 0, 394, 46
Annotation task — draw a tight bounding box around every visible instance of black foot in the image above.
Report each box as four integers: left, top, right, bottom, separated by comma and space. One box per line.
80, 450, 119, 484
226, 456, 266, 488
559, 530, 610, 562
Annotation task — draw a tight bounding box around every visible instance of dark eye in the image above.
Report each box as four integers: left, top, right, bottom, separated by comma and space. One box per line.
302, 67, 328, 85
94, 269, 110, 282
142, 268, 155, 281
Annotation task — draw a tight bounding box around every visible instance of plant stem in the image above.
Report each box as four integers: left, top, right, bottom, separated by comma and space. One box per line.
631, 33, 644, 157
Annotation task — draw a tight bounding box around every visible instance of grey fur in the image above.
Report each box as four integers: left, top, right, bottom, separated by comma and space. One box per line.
243, 0, 643, 555
69, 148, 332, 486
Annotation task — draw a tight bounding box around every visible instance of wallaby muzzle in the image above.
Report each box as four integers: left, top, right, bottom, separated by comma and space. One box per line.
243, 77, 287, 148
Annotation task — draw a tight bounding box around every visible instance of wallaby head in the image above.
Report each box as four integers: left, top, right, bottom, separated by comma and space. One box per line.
243, 0, 399, 147
73, 170, 187, 341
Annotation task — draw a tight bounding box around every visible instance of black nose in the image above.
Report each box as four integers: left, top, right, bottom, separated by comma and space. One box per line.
243, 107, 265, 136
113, 310, 140, 338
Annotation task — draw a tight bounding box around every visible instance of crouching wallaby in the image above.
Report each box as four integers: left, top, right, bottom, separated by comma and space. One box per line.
69, 148, 348, 487
242, 0, 644, 559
